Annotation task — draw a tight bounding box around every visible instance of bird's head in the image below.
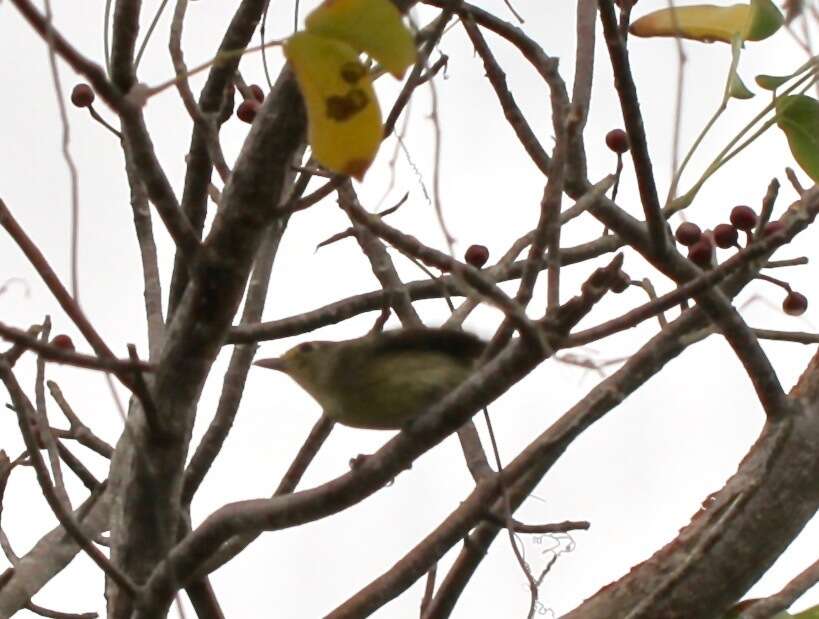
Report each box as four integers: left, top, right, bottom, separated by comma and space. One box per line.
254, 340, 338, 398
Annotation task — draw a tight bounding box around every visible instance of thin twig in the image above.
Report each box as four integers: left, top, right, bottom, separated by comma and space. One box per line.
0, 362, 137, 596
567, 216, 797, 346
482, 515, 590, 534
34, 319, 71, 510
753, 329, 819, 345
169, 0, 231, 183
754, 178, 781, 237
635, 278, 667, 328
0, 322, 148, 373
764, 257, 808, 268
229, 229, 622, 344
0, 200, 117, 363
483, 408, 541, 619
282, 176, 344, 214
0, 451, 19, 566
182, 211, 296, 504
134, 0, 170, 69
785, 167, 806, 195
662, 0, 688, 207
384, 12, 453, 139
42, 0, 81, 302
598, 0, 668, 254
87, 106, 122, 138
10, 0, 202, 265
741, 557, 819, 618
1, 324, 41, 366
342, 197, 547, 350
419, 564, 437, 616
461, 14, 550, 175
194, 415, 336, 575
123, 139, 165, 360
25, 602, 97, 619
426, 23, 454, 253
338, 183, 422, 327
567, 0, 596, 190
127, 344, 162, 439
55, 442, 102, 491
146, 260, 624, 614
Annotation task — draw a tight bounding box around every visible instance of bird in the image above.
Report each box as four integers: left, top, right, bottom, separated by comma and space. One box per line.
253, 327, 486, 429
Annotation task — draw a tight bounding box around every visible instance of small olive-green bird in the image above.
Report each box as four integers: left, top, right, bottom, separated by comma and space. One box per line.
253, 328, 486, 429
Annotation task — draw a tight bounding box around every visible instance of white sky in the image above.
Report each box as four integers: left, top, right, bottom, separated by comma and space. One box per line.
1, 0, 818, 617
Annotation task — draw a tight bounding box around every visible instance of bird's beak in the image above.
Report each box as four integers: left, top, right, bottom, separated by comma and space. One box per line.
254, 357, 288, 372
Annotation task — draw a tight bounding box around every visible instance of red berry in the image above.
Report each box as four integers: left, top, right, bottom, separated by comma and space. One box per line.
674, 222, 702, 246
713, 223, 739, 249
70, 84, 95, 108
248, 84, 265, 102
236, 99, 261, 124
729, 205, 757, 231
50, 335, 75, 352
783, 291, 808, 316
763, 221, 785, 237
688, 238, 714, 268
605, 129, 629, 154
464, 244, 489, 268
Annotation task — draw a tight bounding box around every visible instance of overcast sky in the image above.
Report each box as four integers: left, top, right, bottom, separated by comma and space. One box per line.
1, 0, 817, 617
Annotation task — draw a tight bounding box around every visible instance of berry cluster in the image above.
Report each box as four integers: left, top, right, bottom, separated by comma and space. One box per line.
673, 205, 807, 316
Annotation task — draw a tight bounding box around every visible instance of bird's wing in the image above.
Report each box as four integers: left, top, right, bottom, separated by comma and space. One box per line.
328, 328, 485, 392
365, 328, 486, 363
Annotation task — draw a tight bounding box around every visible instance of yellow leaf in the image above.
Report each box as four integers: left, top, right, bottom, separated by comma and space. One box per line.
285, 31, 382, 180
630, 0, 783, 43
305, 0, 416, 78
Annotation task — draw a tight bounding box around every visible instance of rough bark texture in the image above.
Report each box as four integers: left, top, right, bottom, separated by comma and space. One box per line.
565, 350, 819, 618
106, 70, 306, 618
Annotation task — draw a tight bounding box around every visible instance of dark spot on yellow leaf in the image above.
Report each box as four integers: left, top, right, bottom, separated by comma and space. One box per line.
346, 89, 368, 108
325, 88, 369, 121
340, 62, 366, 84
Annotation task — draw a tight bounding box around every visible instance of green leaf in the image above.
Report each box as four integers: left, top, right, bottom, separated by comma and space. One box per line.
793, 604, 819, 619
746, 0, 785, 39
756, 73, 793, 90
729, 72, 755, 98
727, 37, 755, 99
776, 94, 819, 182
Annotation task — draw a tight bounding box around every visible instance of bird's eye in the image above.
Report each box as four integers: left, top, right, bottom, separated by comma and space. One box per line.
298, 342, 317, 354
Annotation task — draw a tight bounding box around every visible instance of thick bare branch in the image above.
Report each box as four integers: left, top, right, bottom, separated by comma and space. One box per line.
106, 67, 307, 617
